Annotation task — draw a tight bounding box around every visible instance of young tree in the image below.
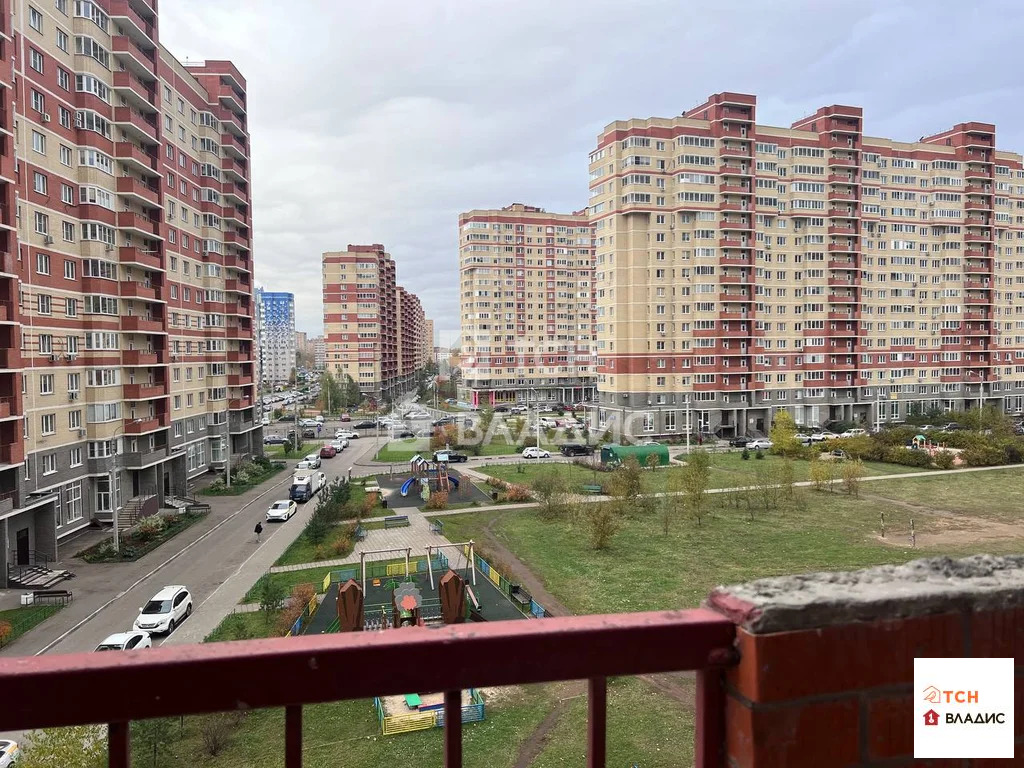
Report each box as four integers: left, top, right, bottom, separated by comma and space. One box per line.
256, 573, 287, 628
131, 717, 177, 768
841, 458, 865, 498
779, 457, 796, 505
678, 450, 712, 527
753, 464, 780, 515
809, 458, 836, 493
318, 371, 345, 415
769, 410, 801, 457
608, 456, 651, 516
342, 375, 362, 409
20, 726, 106, 768
585, 501, 621, 550
533, 469, 569, 520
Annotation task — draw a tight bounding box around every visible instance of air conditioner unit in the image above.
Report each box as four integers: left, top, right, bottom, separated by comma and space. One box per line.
43, 235, 54, 245
42, 113, 50, 123
48, 353, 59, 362
78, 429, 86, 438
67, 353, 77, 361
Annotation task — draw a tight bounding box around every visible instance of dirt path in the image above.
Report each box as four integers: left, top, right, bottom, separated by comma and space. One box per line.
861, 491, 1024, 548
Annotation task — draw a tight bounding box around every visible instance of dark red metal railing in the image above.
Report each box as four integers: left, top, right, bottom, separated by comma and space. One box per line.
0, 609, 736, 768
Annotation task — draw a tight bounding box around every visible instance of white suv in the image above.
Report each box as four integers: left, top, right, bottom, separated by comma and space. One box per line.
134, 585, 192, 635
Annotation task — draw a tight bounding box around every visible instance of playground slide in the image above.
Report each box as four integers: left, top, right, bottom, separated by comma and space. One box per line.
448, 476, 460, 490
400, 477, 416, 497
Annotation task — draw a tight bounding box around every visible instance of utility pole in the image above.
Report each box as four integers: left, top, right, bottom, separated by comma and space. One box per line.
685, 397, 692, 454
223, 434, 231, 489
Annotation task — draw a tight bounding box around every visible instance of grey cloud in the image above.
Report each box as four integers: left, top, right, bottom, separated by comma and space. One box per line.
161, 0, 1024, 342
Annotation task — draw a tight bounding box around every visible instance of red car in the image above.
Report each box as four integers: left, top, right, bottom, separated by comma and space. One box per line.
319, 445, 337, 459
340, 413, 351, 422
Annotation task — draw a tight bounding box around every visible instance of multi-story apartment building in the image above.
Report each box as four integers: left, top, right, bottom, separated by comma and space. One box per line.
256, 289, 294, 384
1, 0, 257, 585
590, 91, 1019, 438
312, 335, 326, 370
323, 244, 398, 400
423, 318, 434, 368
396, 285, 425, 390
458, 203, 595, 407
294, 330, 308, 358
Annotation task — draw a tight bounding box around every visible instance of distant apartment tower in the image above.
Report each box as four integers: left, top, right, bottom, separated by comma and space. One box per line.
257, 290, 295, 384
294, 331, 309, 359
396, 286, 426, 390
423, 318, 435, 367
312, 336, 326, 370
590, 91, 1020, 438
323, 245, 398, 400
1, 2, 258, 584
458, 203, 595, 407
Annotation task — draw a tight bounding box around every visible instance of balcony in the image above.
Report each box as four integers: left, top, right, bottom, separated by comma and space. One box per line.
964, 309, 990, 320
827, 225, 857, 236
965, 294, 991, 305
117, 211, 161, 238
828, 293, 857, 303
113, 107, 158, 143
224, 278, 251, 294
828, 258, 857, 269
115, 142, 159, 176
221, 183, 249, 204
222, 157, 248, 182
824, 135, 860, 149
0, 441, 24, 466
719, 145, 749, 158
228, 398, 253, 410
223, 230, 249, 248
827, 242, 857, 252
718, 182, 750, 194
827, 155, 856, 167
119, 280, 160, 300
228, 374, 253, 386
123, 383, 165, 400
120, 448, 169, 468
828, 207, 857, 218
119, 246, 162, 271
216, 105, 246, 137
121, 316, 164, 333
116, 176, 161, 207
223, 253, 250, 271
111, 71, 156, 111
121, 350, 164, 366
965, 232, 992, 242
965, 263, 989, 274
827, 190, 857, 201
718, 237, 748, 248
718, 164, 752, 177
720, 220, 752, 231
122, 414, 168, 434
221, 132, 247, 158
109, 0, 155, 43
828, 310, 860, 320
111, 35, 155, 80
719, 253, 753, 266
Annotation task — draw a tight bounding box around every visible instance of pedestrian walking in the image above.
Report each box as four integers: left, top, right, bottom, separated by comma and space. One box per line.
254, 521, 263, 543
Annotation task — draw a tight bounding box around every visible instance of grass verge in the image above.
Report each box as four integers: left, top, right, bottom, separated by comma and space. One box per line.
75, 510, 208, 563
0, 604, 63, 648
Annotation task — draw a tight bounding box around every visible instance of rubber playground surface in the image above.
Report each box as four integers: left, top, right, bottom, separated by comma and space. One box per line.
304, 565, 528, 635
374, 470, 492, 510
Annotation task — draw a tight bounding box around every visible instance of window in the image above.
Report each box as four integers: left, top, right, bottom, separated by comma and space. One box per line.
59, 144, 72, 166
57, 68, 70, 90
41, 414, 56, 436
40, 374, 54, 394
75, 74, 110, 102
56, 0, 68, 13
78, 148, 112, 174
63, 259, 75, 279
37, 294, 52, 315
36, 252, 50, 275
39, 334, 53, 354
68, 409, 81, 430
61, 183, 73, 204
33, 171, 47, 195
65, 296, 77, 317
58, 106, 72, 129
56, 28, 69, 51
29, 6, 43, 31
74, 36, 109, 67
29, 49, 44, 74
69, 448, 82, 467
64, 482, 83, 525
34, 211, 49, 234
62, 221, 75, 242
32, 131, 46, 154
42, 453, 57, 474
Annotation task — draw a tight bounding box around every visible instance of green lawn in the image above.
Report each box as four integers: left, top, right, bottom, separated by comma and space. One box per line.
273, 486, 369, 567
477, 452, 923, 496
856, 468, 1024, 522
0, 604, 63, 648
204, 610, 281, 642
242, 566, 334, 604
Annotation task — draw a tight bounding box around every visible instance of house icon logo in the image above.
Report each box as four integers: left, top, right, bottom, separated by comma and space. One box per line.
924, 709, 940, 727
923, 686, 941, 704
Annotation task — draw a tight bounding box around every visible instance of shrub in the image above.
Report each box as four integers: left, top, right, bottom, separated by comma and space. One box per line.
501, 484, 532, 503
312, 545, 328, 561
277, 583, 316, 634
932, 450, 956, 470
961, 444, 1005, 467
520, 436, 538, 449
0, 620, 11, 645
485, 476, 506, 489
425, 490, 449, 510
198, 714, 234, 757
134, 515, 167, 542
332, 533, 353, 556
754, 449, 764, 460
886, 447, 933, 468
741, 448, 750, 460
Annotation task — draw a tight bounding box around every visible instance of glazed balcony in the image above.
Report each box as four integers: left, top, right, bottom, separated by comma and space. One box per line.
116, 175, 161, 207
113, 107, 158, 143
114, 142, 159, 176
119, 247, 162, 271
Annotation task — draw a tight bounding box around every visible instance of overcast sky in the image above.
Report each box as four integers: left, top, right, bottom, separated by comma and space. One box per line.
161, 0, 1024, 345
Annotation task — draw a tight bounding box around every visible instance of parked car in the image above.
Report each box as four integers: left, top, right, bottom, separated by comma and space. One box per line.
494, 405, 510, 413
943, 422, 963, 431
314, 415, 324, 423
522, 446, 551, 459
299, 418, 318, 428
840, 428, 868, 438
0, 740, 20, 767
301, 428, 316, 439
335, 430, 358, 440
813, 431, 839, 441
728, 436, 751, 447
397, 430, 416, 438
560, 444, 594, 457
444, 398, 458, 405
746, 438, 773, 450
302, 453, 322, 469
263, 435, 288, 445
794, 433, 812, 444
133, 585, 192, 635
95, 631, 152, 652
340, 413, 351, 422
266, 499, 298, 522
432, 417, 456, 427
433, 451, 468, 463
819, 449, 850, 462
319, 445, 337, 459
330, 440, 347, 452
353, 420, 376, 429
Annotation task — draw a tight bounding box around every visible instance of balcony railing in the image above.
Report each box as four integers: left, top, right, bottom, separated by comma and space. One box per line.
0, 610, 735, 768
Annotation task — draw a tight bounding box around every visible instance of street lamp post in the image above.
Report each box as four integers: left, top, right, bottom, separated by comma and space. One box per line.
685, 397, 692, 454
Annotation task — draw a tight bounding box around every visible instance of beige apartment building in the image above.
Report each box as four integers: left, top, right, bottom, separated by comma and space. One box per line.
458, 203, 595, 407
322, 245, 429, 402
1, 0, 257, 583
590, 91, 1019, 438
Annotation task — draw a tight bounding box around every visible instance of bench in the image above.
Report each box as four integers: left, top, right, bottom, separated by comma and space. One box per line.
429, 520, 444, 535
509, 584, 532, 608
384, 515, 410, 529
354, 525, 367, 541
32, 589, 73, 606
581, 484, 603, 495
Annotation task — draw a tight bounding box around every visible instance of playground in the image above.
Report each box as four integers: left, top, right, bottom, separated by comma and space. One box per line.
372, 457, 492, 510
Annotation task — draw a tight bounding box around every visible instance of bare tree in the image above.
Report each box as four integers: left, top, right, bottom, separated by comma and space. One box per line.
842, 458, 865, 498
677, 450, 712, 527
